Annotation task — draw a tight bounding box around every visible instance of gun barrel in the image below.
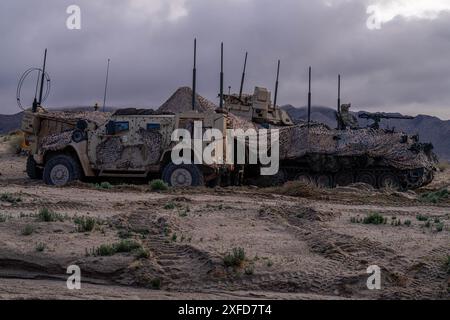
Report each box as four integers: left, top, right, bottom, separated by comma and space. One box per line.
358, 112, 415, 120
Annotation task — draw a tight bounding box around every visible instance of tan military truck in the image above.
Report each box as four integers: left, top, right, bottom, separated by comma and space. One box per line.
21, 108, 234, 187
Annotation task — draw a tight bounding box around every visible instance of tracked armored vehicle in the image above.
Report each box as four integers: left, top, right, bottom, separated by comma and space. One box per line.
221, 86, 437, 190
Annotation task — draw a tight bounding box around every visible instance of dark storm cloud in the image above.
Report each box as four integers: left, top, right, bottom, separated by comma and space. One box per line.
0, 0, 449, 119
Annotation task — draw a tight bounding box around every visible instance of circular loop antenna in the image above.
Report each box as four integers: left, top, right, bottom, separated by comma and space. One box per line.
16, 68, 51, 111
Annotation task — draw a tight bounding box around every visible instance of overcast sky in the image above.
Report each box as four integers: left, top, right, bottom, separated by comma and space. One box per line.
1, 0, 450, 119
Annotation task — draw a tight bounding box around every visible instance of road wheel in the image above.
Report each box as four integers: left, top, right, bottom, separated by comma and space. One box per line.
295, 173, 314, 185
335, 171, 354, 187
316, 174, 333, 188
43, 155, 81, 186
356, 171, 377, 187
271, 169, 288, 186
26, 156, 43, 180
378, 172, 400, 190
162, 163, 204, 187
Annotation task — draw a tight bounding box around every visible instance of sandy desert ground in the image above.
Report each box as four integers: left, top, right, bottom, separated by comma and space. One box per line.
0, 136, 448, 300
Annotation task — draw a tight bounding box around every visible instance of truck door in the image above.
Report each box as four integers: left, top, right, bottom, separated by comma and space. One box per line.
90, 117, 149, 173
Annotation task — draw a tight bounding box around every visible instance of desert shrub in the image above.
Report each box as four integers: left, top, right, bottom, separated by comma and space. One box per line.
35, 242, 46, 252
178, 210, 188, 217
135, 247, 150, 259
404, 220, 412, 227
95, 182, 113, 190
151, 278, 161, 289
21, 224, 35, 236
244, 265, 255, 275
164, 202, 176, 210
435, 222, 444, 232
37, 208, 65, 222
363, 213, 385, 225
420, 189, 449, 204
95, 244, 116, 256
91, 240, 146, 257
416, 214, 429, 222
0, 213, 9, 222
171, 233, 177, 242
150, 179, 168, 191
113, 239, 142, 253
223, 247, 246, 267
0, 193, 22, 204
163, 226, 170, 237
74, 216, 97, 232
7, 134, 23, 154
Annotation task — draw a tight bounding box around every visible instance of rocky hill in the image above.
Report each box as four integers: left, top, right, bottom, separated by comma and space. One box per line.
0, 112, 23, 134
158, 87, 217, 113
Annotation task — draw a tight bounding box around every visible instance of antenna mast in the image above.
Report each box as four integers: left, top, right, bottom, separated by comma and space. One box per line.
337, 74, 341, 129
220, 42, 224, 109
239, 52, 248, 100
103, 58, 110, 112
33, 48, 47, 112
273, 60, 280, 109
192, 38, 197, 111
307, 66, 312, 127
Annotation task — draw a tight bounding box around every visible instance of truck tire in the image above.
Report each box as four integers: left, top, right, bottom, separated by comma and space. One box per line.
162, 163, 204, 187
26, 156, 43, 180
43, 155, 81, 186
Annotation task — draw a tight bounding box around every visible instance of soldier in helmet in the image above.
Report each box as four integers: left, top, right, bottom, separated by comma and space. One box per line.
338, 104, 359, 130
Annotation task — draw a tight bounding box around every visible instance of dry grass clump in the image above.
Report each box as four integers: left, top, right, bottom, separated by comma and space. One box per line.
7, 131, 24, 154
437, 161, 449, 172
264, 181, 320, 198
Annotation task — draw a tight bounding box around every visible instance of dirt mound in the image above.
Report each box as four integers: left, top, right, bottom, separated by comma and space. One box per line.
158, 87, 217, 113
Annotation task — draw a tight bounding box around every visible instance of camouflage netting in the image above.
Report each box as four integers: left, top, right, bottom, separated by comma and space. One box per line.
96, 128, 162, 169
278, 123, 437, 170
226, 113, 257, 131
41, 111, 111, 126
40, 131, 73, 151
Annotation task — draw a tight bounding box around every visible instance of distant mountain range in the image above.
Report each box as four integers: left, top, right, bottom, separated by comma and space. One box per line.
1, 90, 449, 160
282, 105, 450, 161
